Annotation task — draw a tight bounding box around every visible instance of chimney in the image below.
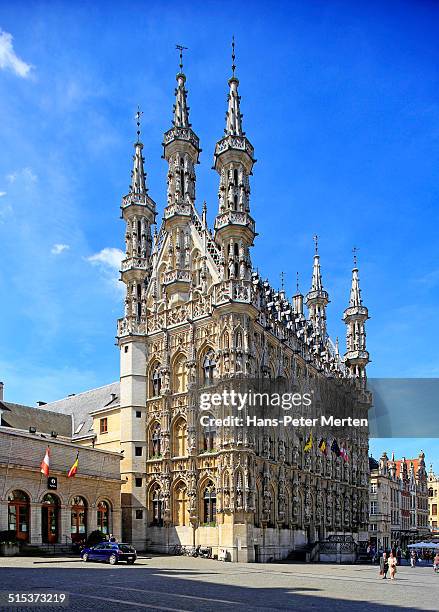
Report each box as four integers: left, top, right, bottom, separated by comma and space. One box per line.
0, 381, 3, 401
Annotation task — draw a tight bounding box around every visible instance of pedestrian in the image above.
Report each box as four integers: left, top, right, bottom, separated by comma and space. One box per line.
389, 552, 397, 580
410, 550, 417, 568
396, 547, 402, 566
109, 533, 117, 543
379, 552, 389, 579
433, 552, 439, 574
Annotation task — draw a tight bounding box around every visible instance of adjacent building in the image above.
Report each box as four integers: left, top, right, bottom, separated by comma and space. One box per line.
0, 387, 122, 547
428, 466, 439, 534
368, 450, 430, 549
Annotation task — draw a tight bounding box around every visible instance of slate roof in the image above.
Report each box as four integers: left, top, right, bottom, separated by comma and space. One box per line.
42, 382, 120, 440
0, 401, 72, 437
368, 456, 379, 471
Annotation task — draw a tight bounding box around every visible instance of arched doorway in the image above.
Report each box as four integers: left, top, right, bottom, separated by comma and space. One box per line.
97, 501, 110, 536
70, 496, 87, 543
41, 493, 59, 544
8, 490, 30, 542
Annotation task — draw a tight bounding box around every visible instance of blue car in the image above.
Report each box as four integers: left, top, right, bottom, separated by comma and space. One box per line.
81, 542, 137, 565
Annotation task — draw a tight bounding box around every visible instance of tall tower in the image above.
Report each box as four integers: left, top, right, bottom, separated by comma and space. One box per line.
214, 39, 256, 282
343, 251, 369, 379
162, 46, 200, 302
306, 236, 329, 339
118, 111, 156, 544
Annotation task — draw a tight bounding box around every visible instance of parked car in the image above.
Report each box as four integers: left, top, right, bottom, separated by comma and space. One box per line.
81, 542, 137, 565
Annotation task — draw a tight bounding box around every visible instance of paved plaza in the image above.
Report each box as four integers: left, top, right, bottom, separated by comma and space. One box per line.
0, 555, 438, 611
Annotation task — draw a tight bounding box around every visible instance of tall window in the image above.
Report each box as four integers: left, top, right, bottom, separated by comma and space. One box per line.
202, 418, 216, 452
8, 490, 30, 542
173, 355, 187, 393
97, 501, 110, 535
152, 365, 161, 397
71, 496, 87, 543
432, 504, 437, 516
151, 423, 161, 457
202, 483, 216, 524
150, 485, 163, 526
173, 417, 187, 457
202, 351, 216, 386
174, 482, 188, 526
370, 501, 378, 515
180, 157, 185, 197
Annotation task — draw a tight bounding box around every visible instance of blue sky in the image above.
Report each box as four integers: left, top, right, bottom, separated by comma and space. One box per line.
0, 1, 438, 469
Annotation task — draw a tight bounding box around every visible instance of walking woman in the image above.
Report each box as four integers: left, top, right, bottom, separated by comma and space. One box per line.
389, 552, 397, 580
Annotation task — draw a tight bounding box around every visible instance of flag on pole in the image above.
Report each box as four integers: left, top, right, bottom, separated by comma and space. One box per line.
318, 438, 327, 455
330, 438, 341, 457
40, 446, 50, 476
67, 452, 79, 478
340, 446, 349, 462
304, 431, 313, 452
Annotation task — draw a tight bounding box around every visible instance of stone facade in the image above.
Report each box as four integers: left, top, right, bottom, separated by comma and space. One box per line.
109, 50, 372, 562
0, 428, 121, 546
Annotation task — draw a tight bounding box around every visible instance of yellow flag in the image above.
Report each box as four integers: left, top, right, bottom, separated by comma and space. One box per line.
304, 431, 313, 452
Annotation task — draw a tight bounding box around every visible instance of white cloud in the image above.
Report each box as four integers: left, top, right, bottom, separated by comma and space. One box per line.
0, 29, 32, 78
0, 191, 6, 197
51, 243, 70, 255
6, 167, 38, 183
87, 247, 124, 271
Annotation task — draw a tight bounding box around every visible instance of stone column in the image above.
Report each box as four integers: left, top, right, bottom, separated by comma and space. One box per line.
30, 503, 42, 545
0, 500, 9, 532
88, 503, 97, 535
60, 505, 71, 546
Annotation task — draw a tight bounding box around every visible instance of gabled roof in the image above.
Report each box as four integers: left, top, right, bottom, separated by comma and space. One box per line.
41, 382, 120, 440
395, 458, 420, 478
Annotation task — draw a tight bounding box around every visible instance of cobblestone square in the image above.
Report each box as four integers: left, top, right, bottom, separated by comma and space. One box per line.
1, 555, 438, 611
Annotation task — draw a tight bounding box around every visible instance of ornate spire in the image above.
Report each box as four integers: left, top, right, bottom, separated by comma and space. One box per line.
306, 235, 329, 337
163, 45, 200, 217
349, 247, 362, 307
173, 45, 190, 128
213, 38, 256, 285
130, 107, 148, 195
343, 250, 369, 379
225, 37, 244, 136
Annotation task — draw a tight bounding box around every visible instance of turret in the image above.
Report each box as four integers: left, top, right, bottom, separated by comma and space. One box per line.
343, 250, 369, 379
162, 47, 200, 300
305, 236, 329, 339
120, 108, 157, 322
213, 39, 255, 282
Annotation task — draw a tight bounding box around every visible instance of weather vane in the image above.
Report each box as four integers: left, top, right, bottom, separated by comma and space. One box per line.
313, 234, 319, 254
135, 105, 143, 142
231, 35, 236, 76
352, 246, 359, 267
176, 44, 188, 72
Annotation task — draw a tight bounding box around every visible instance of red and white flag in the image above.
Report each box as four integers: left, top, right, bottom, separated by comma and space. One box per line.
40, 446, 50, 476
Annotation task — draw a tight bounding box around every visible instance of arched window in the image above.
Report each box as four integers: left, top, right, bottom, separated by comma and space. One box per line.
71, 496, 87, 543
234, 168, 239, 186
151, 423, 161, 458
202, 483, 216, 524
97, 501, 110, 535
151, 364, 161, 397
180, 157, 185, 197
150, 485, 163, 526
41, 493, 60, 544
202, 417, 216, 452
173, 417, 187, 457
173, 354, 187, 393
8, 490, 30, 542
202, 350, 216, 386
173, 482, 188, 526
